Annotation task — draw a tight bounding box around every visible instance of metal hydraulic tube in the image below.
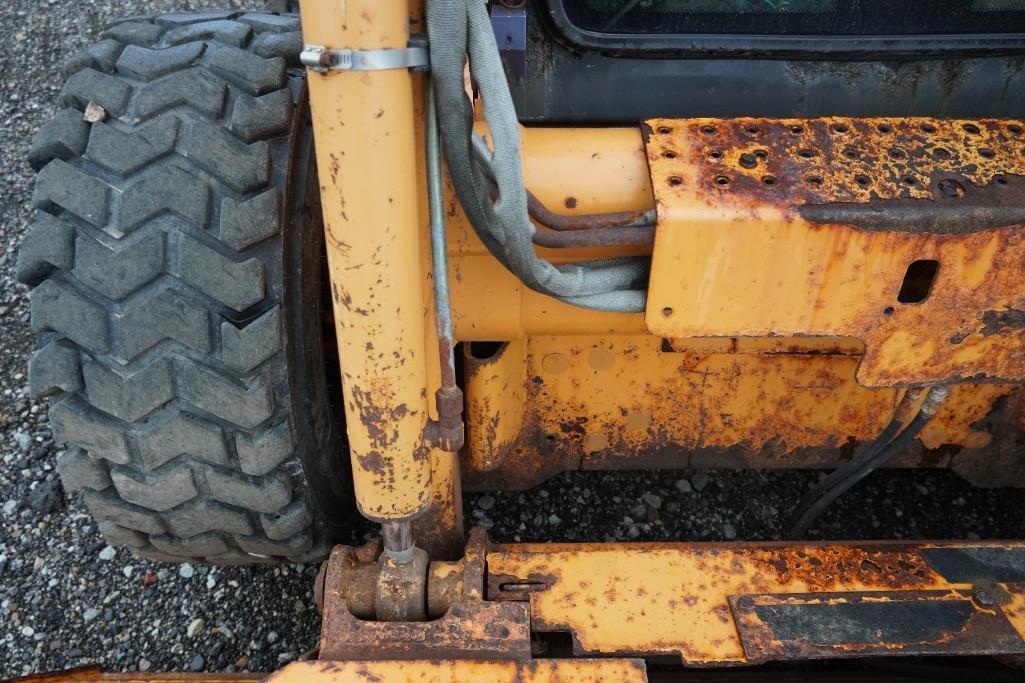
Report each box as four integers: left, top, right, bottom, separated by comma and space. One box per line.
300, 0, 433, 522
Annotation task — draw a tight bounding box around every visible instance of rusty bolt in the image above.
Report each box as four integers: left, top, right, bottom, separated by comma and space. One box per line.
735, 596, 754, 610
435, 386, 463, 420
974, 590, 995, 607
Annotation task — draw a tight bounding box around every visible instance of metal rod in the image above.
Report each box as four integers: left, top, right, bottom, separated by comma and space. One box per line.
526, 190, 656, 232
426, 80, 464, 454
427, 83, 457, 391
476, 135, 657, 234
382, 521, 415, 563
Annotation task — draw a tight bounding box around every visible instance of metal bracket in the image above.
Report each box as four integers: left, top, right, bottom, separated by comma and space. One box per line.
490, 5, 527, 78
301, 35, 430, 73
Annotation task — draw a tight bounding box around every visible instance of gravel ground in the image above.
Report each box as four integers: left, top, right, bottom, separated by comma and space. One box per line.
1, 0, 1024, 678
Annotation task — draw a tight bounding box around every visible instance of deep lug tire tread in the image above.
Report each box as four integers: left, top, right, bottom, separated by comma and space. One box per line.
18, 12, 325, 565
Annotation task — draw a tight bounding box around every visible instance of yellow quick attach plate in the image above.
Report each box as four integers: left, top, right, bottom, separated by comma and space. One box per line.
644, 117, 1025, 387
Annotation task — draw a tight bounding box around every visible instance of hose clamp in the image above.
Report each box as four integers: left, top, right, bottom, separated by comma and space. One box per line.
301, 35, 429, 73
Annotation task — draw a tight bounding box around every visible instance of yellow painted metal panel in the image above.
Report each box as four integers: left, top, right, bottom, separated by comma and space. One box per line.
644, 117, 1025, 387
461, 334, 1015, 488
488, 542, 1025, 664
267, 659, 647, 682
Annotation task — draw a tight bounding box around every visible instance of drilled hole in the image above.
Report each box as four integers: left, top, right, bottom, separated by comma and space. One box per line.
701, 125, 717, 136
797, 148, 816, 159
877, 123, 893, 133
855, 174, 872, 187
903, 176, 917, 185
745, 125, 759, 134
668, 176, 683, 187
897, 260, 939, 304
657, 125, 673, 134
739, 153, 757, 169
714, 175, 731, 186
888, 148, 906, 160
761, 175, 777, 185
843, 147, 859, 160
979, 148, 995, 159
805, 175, 824, 186
662, 150, 677, 159
933, 148, 951, 160
830, 122, 850, 134
963, 123, 981, 135
938, 178, 966, 198
788, 124, 805, 135
662, 307, 674, 317
709, 150, 723, 160
753, 149, 769, 159
1008, 124, 1023, 136
883, 306, 895, 316
920, 123, 937, 134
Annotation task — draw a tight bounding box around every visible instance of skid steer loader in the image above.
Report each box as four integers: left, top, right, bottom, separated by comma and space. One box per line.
16, 0, 1025, 679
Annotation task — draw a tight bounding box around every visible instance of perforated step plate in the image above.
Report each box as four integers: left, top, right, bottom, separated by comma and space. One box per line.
643, 117, 1025, 387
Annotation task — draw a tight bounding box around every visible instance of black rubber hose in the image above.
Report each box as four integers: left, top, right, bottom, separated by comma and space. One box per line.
788, 418, 902, 526
788, 413, 931, 539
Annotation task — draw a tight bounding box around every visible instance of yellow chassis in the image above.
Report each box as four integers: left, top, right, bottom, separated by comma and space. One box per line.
21, 0, 1013, 680
282, 0, 1025, 677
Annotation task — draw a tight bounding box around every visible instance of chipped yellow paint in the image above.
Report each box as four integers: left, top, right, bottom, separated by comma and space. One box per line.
301, 0, 432, 520
460, 334, 1012, 487
488, 542, 1025, 664
267, 659, 648, 682
644, 117, 1025, 387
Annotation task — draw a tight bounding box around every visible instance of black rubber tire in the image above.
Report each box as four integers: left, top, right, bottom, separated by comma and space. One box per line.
16, 11, 353, 565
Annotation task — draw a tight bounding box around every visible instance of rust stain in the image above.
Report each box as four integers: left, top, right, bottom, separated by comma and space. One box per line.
732, 589, 1025, 663
486, 541, 1025, 665
644, 117, 1025, 387
460, 335, 1024, 491
268, 659, 648, 681
318, 534, 532, 663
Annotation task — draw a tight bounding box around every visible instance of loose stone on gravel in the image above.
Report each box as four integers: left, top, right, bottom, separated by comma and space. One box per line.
26, 479, 62, 513
690, 471, 710, 492
178, 564, 194, 579
97, 546, 116, 561
187, 618, 205, 638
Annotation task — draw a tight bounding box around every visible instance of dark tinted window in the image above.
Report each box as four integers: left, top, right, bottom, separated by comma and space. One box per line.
563, 0, 1025, 35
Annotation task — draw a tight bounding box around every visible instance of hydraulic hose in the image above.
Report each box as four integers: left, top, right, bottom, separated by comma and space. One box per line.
787, 386, 948, 538
789, 388, 924, 525
427, 0, 650, 312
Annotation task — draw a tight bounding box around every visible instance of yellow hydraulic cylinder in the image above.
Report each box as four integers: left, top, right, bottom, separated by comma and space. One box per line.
300, 0, 432, 521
